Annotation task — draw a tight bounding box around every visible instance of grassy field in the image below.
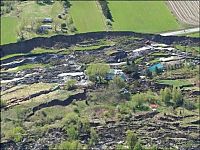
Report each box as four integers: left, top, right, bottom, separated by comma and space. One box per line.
1, 1, 63, 45
108, 1, 181, 33
1, 17, 19, 45
157, 79, 192, 87
70, 1, 106, 32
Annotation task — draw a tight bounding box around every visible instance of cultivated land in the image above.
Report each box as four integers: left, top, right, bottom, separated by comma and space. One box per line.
69, 1, 106, 33
167, 1, 200, 26
108, 1, 181, 33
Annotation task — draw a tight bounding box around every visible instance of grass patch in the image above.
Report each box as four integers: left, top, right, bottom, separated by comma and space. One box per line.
0, 53, 27, 61
180, 32, 200, 38
174, 45, 200, 53
157, 79, 192, 87
108, 1, 181, 33
70, 1, 106, 32
16, 63, 49, 71
1, 17, 19, 45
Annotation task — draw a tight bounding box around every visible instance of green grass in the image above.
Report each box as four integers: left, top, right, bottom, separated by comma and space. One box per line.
180, 32, 200, 37
70, 1, 106, 32
16, 63, 49, 71
174, 45, 200, 53
0, 53, 27, 61
157, 79, 192, 87
1, 17, 19, 45
108, 1, 181, 33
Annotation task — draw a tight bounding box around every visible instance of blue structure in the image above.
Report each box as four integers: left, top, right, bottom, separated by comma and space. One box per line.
148, 63, 163, 72
105, 69, 127, 81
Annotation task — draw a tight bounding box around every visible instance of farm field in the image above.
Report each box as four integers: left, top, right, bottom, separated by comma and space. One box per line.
1, 17, 18, 45
108, 1, 181, 33
166, 1, 199, 26
70, 1, 106, 33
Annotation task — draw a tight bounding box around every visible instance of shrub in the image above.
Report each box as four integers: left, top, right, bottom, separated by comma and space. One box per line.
61, 23, 67, 29
126, 130, 138, 150
184, 101, 196, 110
0, 99, 6, 108
6, 126, 25, 142
65, 79, 77, 90
134, 141, 143, 150
67, 126, 79, 140
89, 128, 98, 147
69, 25, 77, 33
106, 19, 112, 26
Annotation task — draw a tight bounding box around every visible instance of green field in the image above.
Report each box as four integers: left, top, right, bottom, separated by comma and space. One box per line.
108, 1, 181, 33
1, 17, 18, 45
185, 32, 200, 38
157, 79, 192, 87
70, 1, 106, 33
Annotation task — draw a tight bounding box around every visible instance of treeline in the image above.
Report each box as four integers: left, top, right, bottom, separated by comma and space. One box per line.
98, 0, 113, 21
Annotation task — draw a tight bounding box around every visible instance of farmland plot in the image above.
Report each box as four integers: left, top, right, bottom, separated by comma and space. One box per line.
166, 1, 199, 26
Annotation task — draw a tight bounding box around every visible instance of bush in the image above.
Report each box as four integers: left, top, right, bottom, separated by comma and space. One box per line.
126, 130, 138, 150
106, 19, 112, 26
65, 79, 77, 90
184, 101, 196, 110
0, 99, 6, 108
69, 25, 77, 33
6, 126, 25, 142
67, 126, 79, 140
61, 23, 67, 29
89, 128, 98, 147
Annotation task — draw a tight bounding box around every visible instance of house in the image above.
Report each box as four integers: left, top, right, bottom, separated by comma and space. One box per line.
42, 18, 53, 23
38, 25, 52, 33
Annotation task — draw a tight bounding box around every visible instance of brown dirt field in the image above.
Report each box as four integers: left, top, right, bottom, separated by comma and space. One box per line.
166, 1, 199, 26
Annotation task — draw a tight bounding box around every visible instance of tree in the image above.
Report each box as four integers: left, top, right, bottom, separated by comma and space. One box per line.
111, 76, 126, 89
89, 128, 98, 147
67, 126, 78, 140
163, 87, 171, 106
126, 130, 138, 150
61, 23, 67, 29
86, 63, 110, 82
65, 79, 77, 90
6, 126, 25, 142
172, 86, 183, 107
134, 141, 143, 150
